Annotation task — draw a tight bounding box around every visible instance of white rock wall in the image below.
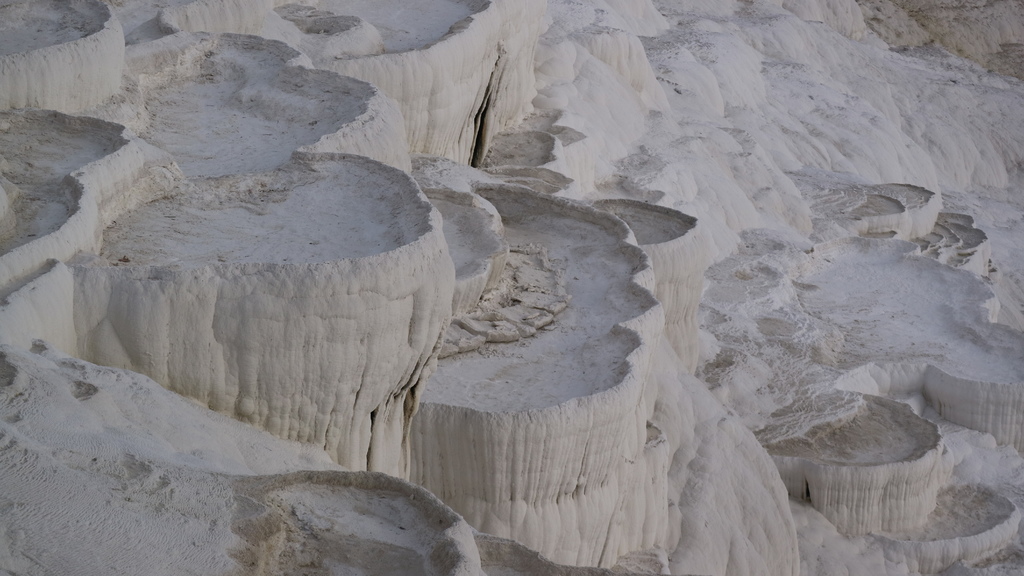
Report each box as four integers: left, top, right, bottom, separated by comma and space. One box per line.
773, 445, 952, 534
72, 160, 455, 476
157, 0, 276, 35
876, 494, 1020, 574
410, 192, 666, 568
0, 0, 124, 113
0, 112, 177, 290
322, 0, 545, 165
0, 262, 76, 352
596, 200, 709, 373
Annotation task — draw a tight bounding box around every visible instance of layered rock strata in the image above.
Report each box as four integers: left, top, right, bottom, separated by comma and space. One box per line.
73, 154, 455, 475
411, 185, 666, 567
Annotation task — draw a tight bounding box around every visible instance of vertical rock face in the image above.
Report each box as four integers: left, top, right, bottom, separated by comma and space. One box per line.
0, 0, 124, 112
73, 156, 455, 475
595, 200, 708, 373
318, 0, 546, 165
156, 0, 276, 35
411, 187, 666, 568
764, 395, 952, 535
875, 485, 1021, 574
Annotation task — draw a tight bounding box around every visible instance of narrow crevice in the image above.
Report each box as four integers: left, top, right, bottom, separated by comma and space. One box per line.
366, 407, 378, 469
470, 55, 502, 167
804, 480, 811, 501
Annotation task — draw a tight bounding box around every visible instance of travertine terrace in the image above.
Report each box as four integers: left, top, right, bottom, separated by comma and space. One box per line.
3, 0, 1024, 574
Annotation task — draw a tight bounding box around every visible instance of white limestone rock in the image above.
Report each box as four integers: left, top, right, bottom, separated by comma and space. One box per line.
311, 0, 546, 165
268, 4, 385, 59
0, 343, 492, 575
73, 153, 455, 475
157, 0, 275, 36
763, 394, 953, 535
118, 32, 410, 174
422, 186, 507, 317
838, 362, 1024, 454
233, 471, 484, 575
595, 199, 709, 373
875, 485, 1021, 574
0, 0, 124, 112
919, 212, 994, 277
411, 185, 666, 568
0, 109, 179, 290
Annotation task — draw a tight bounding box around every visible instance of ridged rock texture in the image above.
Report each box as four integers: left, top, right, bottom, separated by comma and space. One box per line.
0, 0, 124, 112
73, 155, 455, 475
313, 0, 546, 165
764, 394, 953, 535
595, 199, 708, 373
411, 186, 666, 568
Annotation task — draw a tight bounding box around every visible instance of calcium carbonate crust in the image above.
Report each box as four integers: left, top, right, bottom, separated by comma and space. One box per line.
0, 0, 124, 112
0, 109, 178, 290
320, 0, 545, 165
412, 186, 666, 568
595, 199, 707, 373
73, 154, 455, 476
122, 32, 410, 173
766, 395, 952, 535
874, 485, 1021, 574
231, 470, 483, 576
422, 186, 508, 316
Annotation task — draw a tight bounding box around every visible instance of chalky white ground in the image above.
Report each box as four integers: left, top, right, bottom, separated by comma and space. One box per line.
3, 0, 1024, 574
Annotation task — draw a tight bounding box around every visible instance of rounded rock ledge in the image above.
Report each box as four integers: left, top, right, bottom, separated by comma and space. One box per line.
411, 184, 666, 567
422, 187, 508, 317
480, 129, 580, 196
594, 199, 707, 372
0, 0, 124, 113
0, 109, 176, 290
875, 485, 1020, 574
73, 153, 455, 476
297, 0, 545, 165
122, 32, 409, 177
804, 181, 942, 242
917, 212, 993, 277
232, 470, 482, 576
762, 393, 952, 535
835, 362, 1024, 453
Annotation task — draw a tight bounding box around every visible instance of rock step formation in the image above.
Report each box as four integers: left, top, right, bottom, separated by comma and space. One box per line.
110, 32, 409, 175
875, 485, 1021, 574
412, 185, 666, 568
292, 0, 545, 166
917, 212, 994, 277
73, 154, 454, 476
0, 0, 124, 112
0, 109, 177, 291
837, 362, 1024, 453
762, 394, 952, 535
423, 186, 508, 319
595, 199, 707, 373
